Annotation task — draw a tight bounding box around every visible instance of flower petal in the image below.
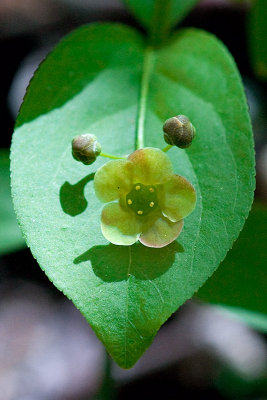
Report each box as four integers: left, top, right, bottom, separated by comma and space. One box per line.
94, 159, 133, 202
128, 147, 173, 185
140, 216, 184, 248
160, 174, 196, 222
101, 202, 142, 246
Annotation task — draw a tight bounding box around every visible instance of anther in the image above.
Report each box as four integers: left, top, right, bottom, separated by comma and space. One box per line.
149, 202, 154, 207
127, 199, 132, 205
149, 187, 154, 192
137, 210, 143, 215
135, 185, 141, 191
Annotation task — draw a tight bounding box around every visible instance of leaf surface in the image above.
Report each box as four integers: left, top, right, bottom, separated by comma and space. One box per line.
11, 24, 254, 368
0, 150, 25, 255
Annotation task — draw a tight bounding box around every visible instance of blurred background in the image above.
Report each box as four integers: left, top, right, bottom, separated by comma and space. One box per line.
0, 0, 267, 399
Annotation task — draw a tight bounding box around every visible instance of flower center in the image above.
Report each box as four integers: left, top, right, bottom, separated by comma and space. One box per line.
126, 183, 158, 217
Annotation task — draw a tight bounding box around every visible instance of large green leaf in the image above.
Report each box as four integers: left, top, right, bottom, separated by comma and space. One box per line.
122, 0, 199, 43
11, 24, 254, 368
0, 150, 25, 255
248, 0, 267, 80
197, 204, 267, 327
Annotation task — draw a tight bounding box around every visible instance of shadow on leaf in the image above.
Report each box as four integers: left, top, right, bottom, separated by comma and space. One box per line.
74, 241, 184, 282
59, 173, 95, 216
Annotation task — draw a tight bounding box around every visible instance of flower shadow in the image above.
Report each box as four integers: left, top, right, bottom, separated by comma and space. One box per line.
59, 173, 95, 216
74, 241, 184, 282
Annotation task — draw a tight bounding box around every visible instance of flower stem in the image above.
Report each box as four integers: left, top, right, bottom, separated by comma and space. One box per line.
162, 144, 173, 152
100, 152, 126, 160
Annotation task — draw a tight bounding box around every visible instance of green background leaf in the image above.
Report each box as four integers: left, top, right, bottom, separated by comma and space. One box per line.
122, 0, 199, 43
197, 203, 267, 330
248, 0, 267, 80
0, 150, 25, 255
11, 24, 254, 368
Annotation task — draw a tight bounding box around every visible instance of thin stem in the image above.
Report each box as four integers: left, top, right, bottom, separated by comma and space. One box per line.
136, 47, 155, 150
162, 144, 173, 152
100, 152, 126, 160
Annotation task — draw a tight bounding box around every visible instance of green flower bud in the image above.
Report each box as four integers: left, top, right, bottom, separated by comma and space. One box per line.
163, 115, 196, 149
72, 134, 101, 165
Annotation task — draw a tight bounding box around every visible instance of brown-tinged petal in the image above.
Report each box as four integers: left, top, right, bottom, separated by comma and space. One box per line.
160, 174, 196, 222
128, 147, 173, 185
101, 202, 142, 246
139, 216, 184, 248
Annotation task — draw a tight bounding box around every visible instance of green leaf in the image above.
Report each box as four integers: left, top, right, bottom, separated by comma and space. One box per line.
0, 150, 25, 255
248, 0, 267, 80
11, 24, 254, 368
197, 204, 267, 328
122, 0, 200, 43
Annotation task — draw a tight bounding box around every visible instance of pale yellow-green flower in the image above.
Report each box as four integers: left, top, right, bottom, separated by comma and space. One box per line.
94, 147, 196, 248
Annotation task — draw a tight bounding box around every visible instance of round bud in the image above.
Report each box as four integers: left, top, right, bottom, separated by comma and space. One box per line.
163, 115, 195, 148
72, 134, 101, 165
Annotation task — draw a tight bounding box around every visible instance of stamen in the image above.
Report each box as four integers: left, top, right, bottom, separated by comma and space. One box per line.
126, 183, 158, 217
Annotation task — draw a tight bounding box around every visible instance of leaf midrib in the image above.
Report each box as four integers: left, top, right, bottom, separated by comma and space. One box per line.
124, 246, 132, 366
124, 46, 155, 366
135, 46, 155, 149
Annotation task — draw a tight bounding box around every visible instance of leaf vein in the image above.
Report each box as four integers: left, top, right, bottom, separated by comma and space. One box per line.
124, 245, 132, 366
136, 46, 155, 149
140, 270, 164, 304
